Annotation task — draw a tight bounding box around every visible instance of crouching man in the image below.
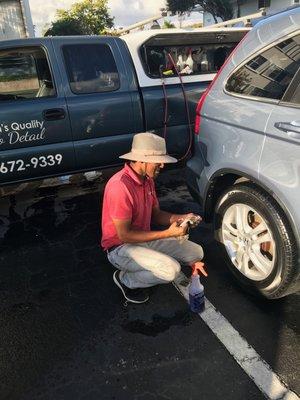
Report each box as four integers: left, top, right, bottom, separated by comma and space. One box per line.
101, 132, 207, 304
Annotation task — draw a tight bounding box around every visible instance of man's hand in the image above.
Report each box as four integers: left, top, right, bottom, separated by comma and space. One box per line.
167, 221, 188, 237
152, 208, 202, 228
176, 213, 202, 227
112, 218, 188, 243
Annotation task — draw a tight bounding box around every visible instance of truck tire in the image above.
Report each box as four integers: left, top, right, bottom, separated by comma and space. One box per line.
213, 182, 299, 299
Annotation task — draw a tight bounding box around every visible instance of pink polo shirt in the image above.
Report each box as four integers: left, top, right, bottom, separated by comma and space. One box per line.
101, 163, 159, 250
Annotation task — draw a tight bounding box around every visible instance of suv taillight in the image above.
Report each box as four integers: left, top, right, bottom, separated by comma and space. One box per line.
194, 66, 227, 135
194, 81, 214, 135
194, 31, 249, 135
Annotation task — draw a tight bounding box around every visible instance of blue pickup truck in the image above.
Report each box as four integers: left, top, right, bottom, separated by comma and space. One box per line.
0, 28, 247, 186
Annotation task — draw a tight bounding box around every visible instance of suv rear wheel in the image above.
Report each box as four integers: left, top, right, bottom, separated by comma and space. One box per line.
214, 183, 298, 298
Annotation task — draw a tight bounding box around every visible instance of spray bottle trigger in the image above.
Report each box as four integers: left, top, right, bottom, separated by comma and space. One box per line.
191, 264, 200, 276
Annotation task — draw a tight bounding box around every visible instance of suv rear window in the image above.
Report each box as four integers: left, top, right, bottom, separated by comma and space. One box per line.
226, 34, 300, 101
0, 47, 55, 101
63, 44, 120, 94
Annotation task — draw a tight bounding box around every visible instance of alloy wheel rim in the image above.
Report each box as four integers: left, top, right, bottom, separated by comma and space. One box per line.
222, 203, 276, 281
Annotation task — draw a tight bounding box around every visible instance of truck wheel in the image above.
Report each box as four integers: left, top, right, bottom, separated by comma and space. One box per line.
214, 183, 299, 299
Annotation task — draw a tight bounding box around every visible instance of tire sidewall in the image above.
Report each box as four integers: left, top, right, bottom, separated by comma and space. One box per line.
214, 186, 285, 296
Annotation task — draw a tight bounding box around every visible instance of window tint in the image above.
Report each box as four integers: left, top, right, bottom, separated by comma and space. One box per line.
63, 44, 120, 94
0, 47, 55, 101
226, 34, 300, 101
141, 43, 237, 78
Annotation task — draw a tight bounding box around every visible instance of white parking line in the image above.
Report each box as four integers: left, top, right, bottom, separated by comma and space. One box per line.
173, 282, 300, 400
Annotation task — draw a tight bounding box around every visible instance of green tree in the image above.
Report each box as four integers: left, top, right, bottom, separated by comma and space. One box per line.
200, 0, 234, 22
44, 18, 84, 36
162, 20, 176, 28
166, 0, 196, 16
44, 0, 114, 36
166, 0, 233, 23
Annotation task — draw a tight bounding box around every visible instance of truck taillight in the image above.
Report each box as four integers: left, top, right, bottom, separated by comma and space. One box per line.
194, 31, 249, 136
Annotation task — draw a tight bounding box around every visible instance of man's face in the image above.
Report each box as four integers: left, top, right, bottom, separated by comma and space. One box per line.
144, 162, 164, 179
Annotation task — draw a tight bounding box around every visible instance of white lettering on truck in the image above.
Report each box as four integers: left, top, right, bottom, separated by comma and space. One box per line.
0, 119, 46, 146
8, 128, 45, 145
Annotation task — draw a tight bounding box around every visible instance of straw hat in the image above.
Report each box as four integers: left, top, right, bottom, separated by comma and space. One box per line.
119, 132, 177, 164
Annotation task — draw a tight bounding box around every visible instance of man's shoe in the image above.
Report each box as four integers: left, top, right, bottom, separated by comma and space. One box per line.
113, 270, 149, 304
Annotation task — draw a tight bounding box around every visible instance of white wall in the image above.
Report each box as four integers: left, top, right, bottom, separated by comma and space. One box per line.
203, 0, 297, 26
0, 0, 34, 39
22, 0, 34, 37
203, 12, 222, 26
239, 0, 295, 16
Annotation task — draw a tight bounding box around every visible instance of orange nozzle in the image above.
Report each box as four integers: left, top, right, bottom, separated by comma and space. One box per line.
190, 261, 208, 276
192, 264, 200, 276
191, 262, 206, 276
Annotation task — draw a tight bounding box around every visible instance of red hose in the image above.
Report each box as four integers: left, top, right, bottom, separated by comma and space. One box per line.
160, 69, 168, 140
166, 52, 193, 162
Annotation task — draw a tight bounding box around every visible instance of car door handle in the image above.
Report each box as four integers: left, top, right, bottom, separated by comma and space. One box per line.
274, 121, 300, 139
43, 108, 65, 121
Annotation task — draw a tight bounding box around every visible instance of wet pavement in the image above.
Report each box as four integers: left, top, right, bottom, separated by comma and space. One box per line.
0, 168, 299, 400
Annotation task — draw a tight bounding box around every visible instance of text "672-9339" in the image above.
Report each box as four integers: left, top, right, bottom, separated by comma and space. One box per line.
0, 154, 63, 174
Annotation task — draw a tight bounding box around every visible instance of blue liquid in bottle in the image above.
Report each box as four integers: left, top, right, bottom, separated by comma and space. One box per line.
189, 292, 205, 313
189, 274, 205, 313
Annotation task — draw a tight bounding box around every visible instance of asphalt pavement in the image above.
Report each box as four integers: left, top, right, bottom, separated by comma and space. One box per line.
0, 168, 299, 400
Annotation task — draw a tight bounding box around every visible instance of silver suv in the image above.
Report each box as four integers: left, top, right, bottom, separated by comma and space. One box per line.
187, 8, 300, 298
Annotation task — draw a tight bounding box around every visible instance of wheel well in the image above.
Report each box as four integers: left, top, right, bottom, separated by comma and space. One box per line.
205, 174, 260, 221
205, 173, 239, 221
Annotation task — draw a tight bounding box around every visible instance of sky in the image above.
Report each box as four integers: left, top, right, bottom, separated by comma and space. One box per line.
28, 0, 202, 36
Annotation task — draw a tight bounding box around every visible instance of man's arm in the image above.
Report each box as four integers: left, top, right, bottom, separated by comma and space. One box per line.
152, 206, 201, 226
113, 218, 187, 244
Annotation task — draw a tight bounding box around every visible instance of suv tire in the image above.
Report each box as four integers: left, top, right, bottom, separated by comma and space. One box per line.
214, 182, 299, 299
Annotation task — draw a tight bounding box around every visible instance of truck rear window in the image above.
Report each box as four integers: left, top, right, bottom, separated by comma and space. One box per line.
141, 42, 236, 79
0, 47, 55, 101
63, 44, 120, 94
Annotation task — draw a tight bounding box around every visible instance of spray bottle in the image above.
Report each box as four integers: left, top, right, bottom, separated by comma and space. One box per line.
185, 48, 194, 71
189, 264, 205, 313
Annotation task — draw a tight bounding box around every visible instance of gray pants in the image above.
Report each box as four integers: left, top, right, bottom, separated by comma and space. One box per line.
107, 238, 204, 289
